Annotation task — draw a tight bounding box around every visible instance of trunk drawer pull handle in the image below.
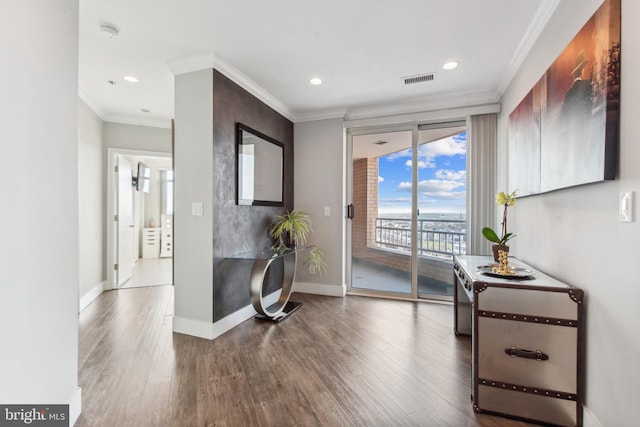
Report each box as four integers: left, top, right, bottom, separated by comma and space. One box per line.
505, 347, 549, 361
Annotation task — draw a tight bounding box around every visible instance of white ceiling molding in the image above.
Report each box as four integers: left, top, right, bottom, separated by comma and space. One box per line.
79, 83, 171, 129
101, 113, 172, 129
78, 83, 106, 121
166, 53, 215, 76
496, 0, 561, 97
293, 108, 348, 123
344, 90, 500, 122
167, 52, 295, 122
212, 55, 295, 122
343, 103, 501, 130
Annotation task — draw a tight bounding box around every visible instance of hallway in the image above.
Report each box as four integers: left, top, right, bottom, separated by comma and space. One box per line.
119, 258, 172, 289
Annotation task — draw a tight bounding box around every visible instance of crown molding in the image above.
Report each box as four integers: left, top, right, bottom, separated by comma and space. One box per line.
167, 52, 295, 122
166, 53, 215, 76
343, 103, 501, 130
78, 83, 106, 120
101, 113, 172, 129
78, 83, 171, 129
293, 108, 347, 123
212, 55, 295, 122
344, 89, 500, 122
496, 0, 561, 97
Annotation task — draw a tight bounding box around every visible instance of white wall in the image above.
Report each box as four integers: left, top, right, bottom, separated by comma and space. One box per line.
293, 119, 346, 295
0, 0, 81, 422
104, 122, 172, 153
78, 98, 106, 307
499, 0, 639, 425
173, 69, 215, 333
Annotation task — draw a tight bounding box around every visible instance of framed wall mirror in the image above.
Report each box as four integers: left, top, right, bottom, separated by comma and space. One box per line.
236, 123, 284, 206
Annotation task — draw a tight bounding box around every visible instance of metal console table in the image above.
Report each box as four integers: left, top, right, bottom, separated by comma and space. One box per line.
229, 247, 308, 322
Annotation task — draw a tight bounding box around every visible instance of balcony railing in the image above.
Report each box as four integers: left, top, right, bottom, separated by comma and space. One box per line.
375, 218, 466, 258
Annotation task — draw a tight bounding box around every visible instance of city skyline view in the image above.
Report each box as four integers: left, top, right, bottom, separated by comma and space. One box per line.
378, 131, 467, 216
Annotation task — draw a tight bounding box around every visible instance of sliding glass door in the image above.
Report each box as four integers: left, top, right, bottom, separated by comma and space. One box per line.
416, 123, 467, 300
347, 123, 467, 301
350, 129, 414, 297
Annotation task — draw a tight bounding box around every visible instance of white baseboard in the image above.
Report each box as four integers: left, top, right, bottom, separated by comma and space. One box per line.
293, 281, 346, 297
68, 386, 82, 426
172, 316, 216, 340
209, 290, 281, 339
173, 291, 281, 340
583, 405, 604, 427
79, 281, 106, 312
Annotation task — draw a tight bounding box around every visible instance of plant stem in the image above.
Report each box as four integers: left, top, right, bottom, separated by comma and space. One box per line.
501, 204, 508, 240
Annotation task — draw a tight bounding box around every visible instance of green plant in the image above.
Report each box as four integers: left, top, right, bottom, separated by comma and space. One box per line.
269, 209, 327, 275
303, 247, 328, 276
269, 209, 312, 249
482, 190, 517, 246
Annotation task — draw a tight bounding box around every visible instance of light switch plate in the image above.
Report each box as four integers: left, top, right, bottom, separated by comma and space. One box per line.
620, 191, 633, 222
192, 202, 203, 217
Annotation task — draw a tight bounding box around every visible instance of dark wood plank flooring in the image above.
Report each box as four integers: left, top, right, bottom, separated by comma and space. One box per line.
76, 286, 536, 426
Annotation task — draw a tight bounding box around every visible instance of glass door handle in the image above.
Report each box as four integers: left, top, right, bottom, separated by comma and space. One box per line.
347, 204, 355, 219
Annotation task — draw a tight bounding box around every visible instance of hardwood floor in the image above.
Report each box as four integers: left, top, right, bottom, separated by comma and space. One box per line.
76, 286, 536, 427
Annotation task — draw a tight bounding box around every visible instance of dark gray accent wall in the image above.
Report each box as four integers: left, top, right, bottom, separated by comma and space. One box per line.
211, 69, 294, 321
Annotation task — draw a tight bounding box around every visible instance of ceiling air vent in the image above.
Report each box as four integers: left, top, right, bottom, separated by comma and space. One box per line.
403, 73, 435, 86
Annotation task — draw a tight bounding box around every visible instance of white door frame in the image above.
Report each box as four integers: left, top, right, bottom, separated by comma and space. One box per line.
345, 123, 420, 300
106, 148, 172, 290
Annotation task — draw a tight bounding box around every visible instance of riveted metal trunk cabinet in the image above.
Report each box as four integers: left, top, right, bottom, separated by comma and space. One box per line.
453, 255, 584, 426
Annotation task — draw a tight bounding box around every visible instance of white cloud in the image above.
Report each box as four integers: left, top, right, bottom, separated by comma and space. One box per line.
406, 158, 434, 169
435, 169, 466, 181
421, 191, 466, 199
378, 176, 384, 183
417, 179, 464, 193
398, 181, 412, 191
398, 179, 465, 199
418, 135, 466, 159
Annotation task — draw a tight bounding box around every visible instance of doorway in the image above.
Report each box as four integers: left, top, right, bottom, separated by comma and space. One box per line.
107, 148, 173, 289
347, 122, 467, 301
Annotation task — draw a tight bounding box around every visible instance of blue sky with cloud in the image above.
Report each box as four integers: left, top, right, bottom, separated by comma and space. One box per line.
378, 131, 466, 215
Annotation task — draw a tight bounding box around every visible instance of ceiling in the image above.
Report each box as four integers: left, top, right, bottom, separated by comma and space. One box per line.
78, 0, 559, 128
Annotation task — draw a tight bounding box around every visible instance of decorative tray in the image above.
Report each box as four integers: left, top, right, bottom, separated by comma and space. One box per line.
477, 264, 535, 279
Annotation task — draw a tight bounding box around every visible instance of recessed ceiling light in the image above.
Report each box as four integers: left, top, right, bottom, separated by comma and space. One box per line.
99, 24, 119, 39
123, 75, 139, 83
442, 61, 459, 70
309, 77, 322, 86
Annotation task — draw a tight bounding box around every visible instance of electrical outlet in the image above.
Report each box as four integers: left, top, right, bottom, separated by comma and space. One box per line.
192, 202, 203, 216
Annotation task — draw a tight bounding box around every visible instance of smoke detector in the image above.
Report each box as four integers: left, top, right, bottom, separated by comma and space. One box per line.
99, 24, 119, 39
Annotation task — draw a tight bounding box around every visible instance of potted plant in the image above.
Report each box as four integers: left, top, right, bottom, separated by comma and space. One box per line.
269, 209, 327, 275
269, 209, 312, 249
482, 190, 517, 262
